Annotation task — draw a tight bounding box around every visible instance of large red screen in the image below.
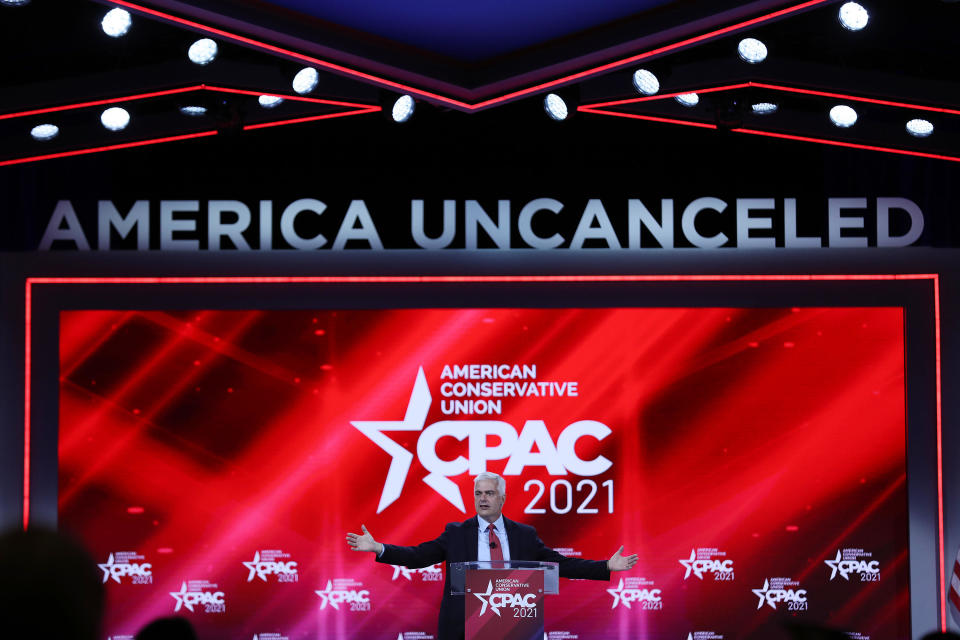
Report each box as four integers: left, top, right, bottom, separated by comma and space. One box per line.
58, 307, 908, 640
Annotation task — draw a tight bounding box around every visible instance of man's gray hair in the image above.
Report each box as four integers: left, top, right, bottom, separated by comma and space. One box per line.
474, 472, 506, 495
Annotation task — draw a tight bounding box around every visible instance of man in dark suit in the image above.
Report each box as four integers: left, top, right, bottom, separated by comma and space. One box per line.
346, 472, 637, 640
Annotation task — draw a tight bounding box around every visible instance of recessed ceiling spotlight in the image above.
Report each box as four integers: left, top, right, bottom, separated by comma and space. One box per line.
292, 67, 319, 95
179, 106, 207, 116
829, 104, 858, 128
188, 38, 218, 65
675, 93, 699, 107
101, 8, 132, 37
0, 0, 30, 6
838, 2, 869, 31
258, 95, 284, 108
544, 93, 568, 121
737, 38, 768, 63
632, 69, 660, 96
392, 95, 415, 123
906, 118, 934, 138
101, 107, 131, 131
30, 124, 59, 141
751, 102, 778, 114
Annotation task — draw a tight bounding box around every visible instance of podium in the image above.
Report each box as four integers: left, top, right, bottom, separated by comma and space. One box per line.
450, 561, 559, 640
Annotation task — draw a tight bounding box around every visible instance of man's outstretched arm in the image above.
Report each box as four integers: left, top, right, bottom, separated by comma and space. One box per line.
345, 523, 448, 568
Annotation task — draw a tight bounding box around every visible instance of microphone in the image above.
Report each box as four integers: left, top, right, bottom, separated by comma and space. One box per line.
489, 541, 498, 549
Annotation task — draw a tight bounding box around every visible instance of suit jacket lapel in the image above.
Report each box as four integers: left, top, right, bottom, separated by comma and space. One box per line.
503, 517, 521, 560
464, 517, 479, 562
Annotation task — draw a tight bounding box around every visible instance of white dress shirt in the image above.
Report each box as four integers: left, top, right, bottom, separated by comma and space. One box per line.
476, 514, 511, 562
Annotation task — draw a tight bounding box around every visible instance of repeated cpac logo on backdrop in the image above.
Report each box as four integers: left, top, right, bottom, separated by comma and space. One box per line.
391, 563, 443, 581
243, 550, 299, 582
352, 366, 611, 512
751, 578, 807, 611
607, 577, 662, 610
688, 633, 724, 640
473, 579, 539, 617
169, 580, 226, 613
396, 633, 435, 640
98, 552, 152, 584
315, 578, 371, 611
252, 633, 290, 640
825, 549, 880, 582
847, 633, 871, 640
679, 548, 734, 581
545, 632, 579, 640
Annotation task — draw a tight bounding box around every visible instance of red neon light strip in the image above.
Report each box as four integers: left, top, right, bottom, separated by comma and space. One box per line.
584, 83, 751, 110
580, 81, 960, 116
106, 0, 834, 111
203, 85, 379, 110
934, 276, 946, 630
577, 107, 718, 129
22, 280, 32, 530
730, 128, 960, 163
0, 131, 218, 168
0, 85, 205, 121
243, 106, 380, 130
750, 82, 960, 116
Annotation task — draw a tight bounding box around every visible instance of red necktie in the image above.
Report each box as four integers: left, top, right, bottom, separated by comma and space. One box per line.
487, 524, 503, 562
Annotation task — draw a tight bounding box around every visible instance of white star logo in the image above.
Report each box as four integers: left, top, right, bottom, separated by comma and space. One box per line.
825, 550, 847, 580
607, 578, 630, 609
243, 551, 267, 582
315, 580, 338, 610
170, 582, 193, 612
392, 565, 414, 580
98, 553, 120, 584
679, 549, 703, 580
351, 367, 465, 513
473, 580, 500, 616
751, 579, 774, 610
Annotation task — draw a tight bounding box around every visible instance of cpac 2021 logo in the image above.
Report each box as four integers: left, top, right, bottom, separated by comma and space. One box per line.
391, 563, 443, 582
679, 549, 734, 581
473, 580, 539, 617
825, 549, 880, 582
352, 367, 612, 513
315, 579, 371, 611
607, 578, 662, 610
243, 550, 299, 582
98, 552, 152, 584
169, 581, 225, 613
751, 578, 807, 610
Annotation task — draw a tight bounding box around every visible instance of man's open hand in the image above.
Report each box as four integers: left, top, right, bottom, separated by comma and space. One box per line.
606, 545, 638, 571
346, 524, 383, 554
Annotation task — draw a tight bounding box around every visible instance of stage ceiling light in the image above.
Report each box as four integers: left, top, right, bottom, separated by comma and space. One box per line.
258, 95, 284, 108
391, 95, 415, 122
100, 107, 130, 131
839, 2, 870, 31
829, 104, 858, 127
906, 118, 934, 137
0, 0, 29, 5
752, 102, 778, 114
737, 38, 768, 63
292, 67, 319, 95
544, 93, 568, 120
632, 69, 660, 96
675, 93, 700, 107
188, 38, 218, 65
179, 106, 207, 116
101, 8, 132, 38
30, 124, 59, 141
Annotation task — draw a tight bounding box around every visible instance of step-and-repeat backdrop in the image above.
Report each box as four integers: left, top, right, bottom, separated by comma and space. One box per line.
57, 306, 908, 640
